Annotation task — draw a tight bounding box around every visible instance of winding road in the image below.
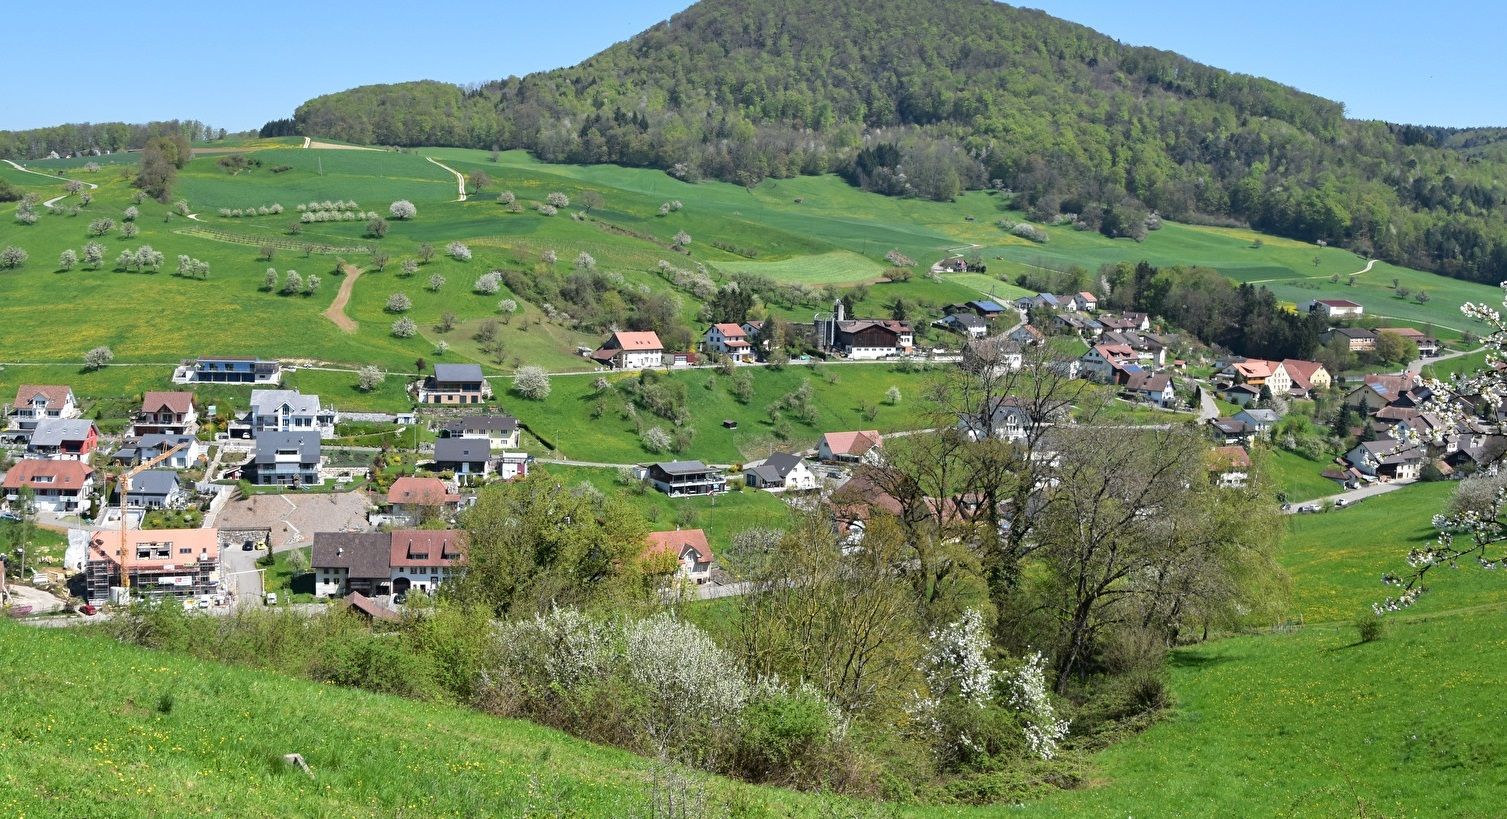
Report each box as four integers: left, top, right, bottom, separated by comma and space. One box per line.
426, 157, 467, 201
3, 159, 99, 208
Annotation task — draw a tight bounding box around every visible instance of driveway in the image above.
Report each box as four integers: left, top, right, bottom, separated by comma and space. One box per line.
1283, 478, 1415, 514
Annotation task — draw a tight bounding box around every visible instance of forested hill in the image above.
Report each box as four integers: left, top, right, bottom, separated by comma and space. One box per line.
288, 0, 1505, 285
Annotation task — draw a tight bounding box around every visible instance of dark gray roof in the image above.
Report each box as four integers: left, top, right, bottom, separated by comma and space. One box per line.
442, 414, 518, 435
654, 460, 714, 475
128, 470, 179, 496
311, 532, 392, 579
746, 464, 782, 483
254, 431, 320, 464
29, 419, 94, 446
434, 364, 484, 382
947, 313, 987, 329
434, 438, 489, 463
761, 452, 803, 478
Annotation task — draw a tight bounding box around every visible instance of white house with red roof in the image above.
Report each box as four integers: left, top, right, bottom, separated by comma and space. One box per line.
643, 528, 714, 585
591, 331, 665, 370
701, 323, 754, 362
1080, 343, 1139, 382
8, 385, 78, 432
3, 459, 95, 513
818, 430, 883, 464
381, 476, 462, 525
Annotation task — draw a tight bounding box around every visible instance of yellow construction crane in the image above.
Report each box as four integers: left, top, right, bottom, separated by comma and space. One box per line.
116, 441, 188, 596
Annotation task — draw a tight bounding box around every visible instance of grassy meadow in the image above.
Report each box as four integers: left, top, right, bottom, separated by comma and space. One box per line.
4, 141, 1496, 382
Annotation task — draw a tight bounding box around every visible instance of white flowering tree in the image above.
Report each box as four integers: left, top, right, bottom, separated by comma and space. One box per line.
88, 218, 114, 237
447, 241, 471, 262
673, 230, 692, 249
536, 203, 558, 217
385, 292, 412, 312
83, 345, 114, 371
122, 205, 138, 222
473, 271, 502, 295
426, 273, 446, 292
497, 190, 515, 206
574, 252, 596, 272
546, 191, 570, 208
263, 268, 279, 291
400, 258, 420, 277
281, 271, 304, 295
513, 366, 551, 400
0, 245, 28, 269
58, 248, 77, 271
304, 274, 321, 295
542, 249, 557, 266
390, 317, 417, 338
389, 200, 417, 220
356, 365, 385, 392
82, 242, 104, 269
1379, 286, 1507, 612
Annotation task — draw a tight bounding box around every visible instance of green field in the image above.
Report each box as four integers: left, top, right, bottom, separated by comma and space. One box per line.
510, 362, 942, 463
1265, 447, 1342, 504
5, 143, 1496, 382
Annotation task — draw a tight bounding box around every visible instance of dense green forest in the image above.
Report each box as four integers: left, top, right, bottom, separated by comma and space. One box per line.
288, 0, 1507, 286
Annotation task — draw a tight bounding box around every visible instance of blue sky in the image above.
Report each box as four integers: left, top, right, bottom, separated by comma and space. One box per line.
1, 1, 1500, 132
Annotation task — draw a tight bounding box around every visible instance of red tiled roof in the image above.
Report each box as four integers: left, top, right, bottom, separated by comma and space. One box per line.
388, 531, 466, 568
386, 477, 461, 506
1280, 359, 1327, 391
610, 331, 663, 350
1232, 359, 1279, 379
345, 591, 400, 622
822, 430, 882, 456
141, 391, 194, 414
2, 459, 93, 489
1210, 446, 1251, 470
12, 384, 72, 411
1317, 299, 1362, 308
711, 323, 747, 338
644, 528, 713, 564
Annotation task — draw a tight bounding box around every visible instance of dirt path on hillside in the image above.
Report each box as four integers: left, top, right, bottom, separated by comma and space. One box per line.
1248, 258, 1377, 284
426, 157, 467, 201
5, 159, 101, 208
322, 263, 364, 332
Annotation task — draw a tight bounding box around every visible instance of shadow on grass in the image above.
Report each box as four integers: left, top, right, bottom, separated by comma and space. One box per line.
1167, 649, 1234, 670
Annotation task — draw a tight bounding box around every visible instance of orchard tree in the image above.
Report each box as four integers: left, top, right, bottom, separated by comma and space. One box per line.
82, 242, 104, 269
546, 191, 569, 208
371, 251, 390, 272
83, 346, 114, 371
498, 298, 518, 322
121, 223, 139, 239
574, 252, 596, 272
366, 216, 389, 238
467, 171, 491, 192
473, 271, 502, 295
304, 274, 321, 295
356, 365, 385, 392
673, 230, 692, 248
123, 205, 138, 222
497, 190, 515, 206
437, 311, 457, 332
58, 248, 77, 271
447, 241, 471, 262
417, 243, 434, 264
88, 218, 114, 237
541, 249, 557, 266
0, 245, 28, 269
513, 366, 552, 400
391, 317, 418, 338
389, 200, 417, 220
386, 292, 413, 313
580, 190, 604, 212
263, 268, 279, 291
427, 273, 446, 292
281, 270, 304, 295
400, 259, 420, 277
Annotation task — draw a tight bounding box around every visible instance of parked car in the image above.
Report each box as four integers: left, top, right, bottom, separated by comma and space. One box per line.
0, 510, 21, 521
78, 604, 97, 616
1334, 498, 1349, 508
264, 592, 278, 606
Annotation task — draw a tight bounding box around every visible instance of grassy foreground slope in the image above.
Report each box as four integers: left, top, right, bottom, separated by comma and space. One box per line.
0, 621, 846, 818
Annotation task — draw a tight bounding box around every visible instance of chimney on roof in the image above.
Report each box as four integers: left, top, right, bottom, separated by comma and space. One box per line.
337, 547, 343, 556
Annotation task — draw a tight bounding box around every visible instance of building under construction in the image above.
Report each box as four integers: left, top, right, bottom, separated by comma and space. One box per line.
85, 528, 221, 604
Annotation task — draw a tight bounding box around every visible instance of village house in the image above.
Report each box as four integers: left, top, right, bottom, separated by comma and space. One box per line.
172, 356, 282, 385
2, 459, 95, 513
938, 312, 989, 338
1074, 292, 1099, 311
1009, 324, 1046, 347
1233, 408, 1280, 439
1280, 359, 1332, 397
1305, 298, 1365, 320
1322, 326, 1378, 352
1376, 327, 1441, 357
1014, 293, 1063, 312
1345, 437, 1425, 481
1080, 343, 1139, 382
432, 438, 494, 478
26, 419, 99, 461
122, 470, 183, 510
962, 299, 1008, 320
415, 364, 493, 405
642, 460, 728, 497
814, 301, 913, 360
244, 431, 322, 487
1209, 446, 1252, 489
592, 331, 666, 370
1207, 417, 1254, 446
1099, 331, 1168, 367
312, 530, 465, 599
743, 452, 819, 492
818, 430, 884, 464
7, 384, 79, 432
111, 434, 201, 469
701, 323, 755, 362
961, 335, 1023, 378
132, 391, 198, 437
1096, 312, 1152, 333
438, 414, 520, 450
380, 476, 462, 525
84, 528, 220, 604
643, 528, 714, 585
1343, 373, 1422, 413
1055, 314, 1101, 336
234, 390, 337, 438
1222, 359, 1292, 398
1124, 371, 1176, 407
957, 396, 1033, 442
